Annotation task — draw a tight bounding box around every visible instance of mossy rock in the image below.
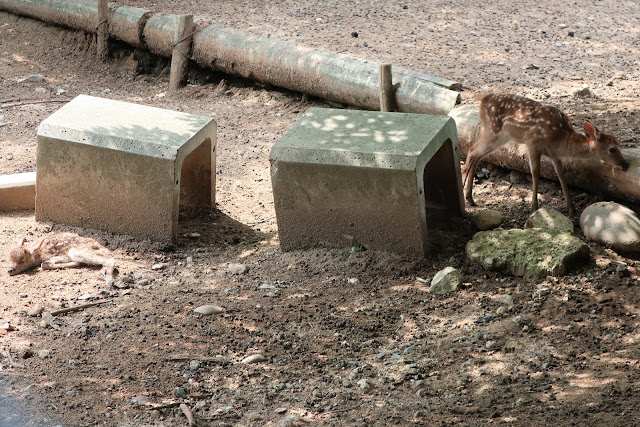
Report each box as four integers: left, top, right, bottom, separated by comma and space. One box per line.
466, 228, 590, 279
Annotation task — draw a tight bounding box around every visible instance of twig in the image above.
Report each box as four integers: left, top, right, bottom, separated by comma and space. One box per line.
167, 354, 229, 364
49, 300, 109, 316
147, 402, 180, 410
180, 403, 196, 426
5, 348, 25, 369
247, 215, 275, 224
1, 99, 70, 108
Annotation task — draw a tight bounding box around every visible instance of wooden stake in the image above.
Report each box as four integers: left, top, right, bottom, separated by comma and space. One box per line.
379, 63, 394, 112
169, 14, 194, 91
96, 0, 109, 62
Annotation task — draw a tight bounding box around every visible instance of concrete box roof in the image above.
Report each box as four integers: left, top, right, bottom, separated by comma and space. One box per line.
37, 95, 215, 159
271, 107, 456, 171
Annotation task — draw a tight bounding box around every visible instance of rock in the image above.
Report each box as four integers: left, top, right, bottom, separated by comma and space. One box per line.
189, 360, 201, 370
572, 86, 592, 97
348, 277, 360, 285
580, 202, 640, 253
466, 228, 590, 279
151, 263, 165, 271
258, 283, 276, 290
35, 87, 47, 94
27, 306, 44, 317
241, 354, 267, 364
37, 349, 51, 359
194, 305, 224, 315
356, 379, 371, 390
174, 387, 187, 399
472, 209, 503, 230
18, 74, 44, 83
428, 267, 461, 294
274, 407, 287, 414
525, 207, 574, 233
228, 263, 248, 274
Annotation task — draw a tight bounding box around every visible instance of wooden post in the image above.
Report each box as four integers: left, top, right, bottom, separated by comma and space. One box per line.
169, 14, 194, 91
379, 63, 394, 112
96, 0, 109, 62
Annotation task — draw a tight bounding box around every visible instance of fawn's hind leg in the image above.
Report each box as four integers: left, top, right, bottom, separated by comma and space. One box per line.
41, 255, 81, 270
68, 248, 116, 280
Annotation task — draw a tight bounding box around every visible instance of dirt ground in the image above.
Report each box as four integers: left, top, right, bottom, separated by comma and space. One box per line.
2, 1, 640, 426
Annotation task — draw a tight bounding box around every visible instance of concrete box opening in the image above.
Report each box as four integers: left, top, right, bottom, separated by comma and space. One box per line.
422, 137, 465, 248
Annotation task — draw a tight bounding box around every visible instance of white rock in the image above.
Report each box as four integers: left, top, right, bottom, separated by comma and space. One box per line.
18, 74, 44, 83
241, 354, 267, 364
428, 267, 461, 294
525, 207, 574, 233
194, 305, 224, 315
581, 202, 640, 253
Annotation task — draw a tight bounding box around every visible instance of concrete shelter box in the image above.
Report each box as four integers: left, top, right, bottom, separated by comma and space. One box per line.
36, 95, 216, 242
270, 107, 464, 257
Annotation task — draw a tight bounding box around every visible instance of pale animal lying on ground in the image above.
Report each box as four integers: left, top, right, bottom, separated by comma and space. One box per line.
462, 93, 629, 217
7, 232, 116, 281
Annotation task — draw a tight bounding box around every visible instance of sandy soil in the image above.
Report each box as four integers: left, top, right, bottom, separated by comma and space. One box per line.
2, 1, 640, 426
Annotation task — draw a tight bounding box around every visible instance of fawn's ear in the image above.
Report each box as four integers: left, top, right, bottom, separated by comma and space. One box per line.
17, 237, 26, 247
584, 121, 600, 140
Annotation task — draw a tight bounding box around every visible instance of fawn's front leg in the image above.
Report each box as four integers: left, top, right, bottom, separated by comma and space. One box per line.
527, 147, 542, 213
550, 158, 576, 218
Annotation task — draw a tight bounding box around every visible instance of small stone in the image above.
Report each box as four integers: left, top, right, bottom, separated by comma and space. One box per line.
416, 389, 427, 398
189, 232, 201, 238
35, 87, 47, 94
27, 306, 44, 317
498, 295, 514, 307
525, 207, 574, 233
485, 340, 497, 349
241, 354, 267, 364
151, 263, 165, 271
356, 379, 371, 390
572, 86, 592, 97
173, 387, 187, 399
194, 305, 224, 315
428, 267, 461, 294
189, 360, 201, 370
56, 88, 66, 96
473, 210, 503, 230
18, 74, 44, 83
42, 381, 57, 389
274, 407, 287, 414
186, 256, 194, 268
228, 263, 248, 275
77, 293, 96, 300
258, 283, 276, 290
348, 277, 360, 285
37, 349, 51, 359
351, 31, 359, 38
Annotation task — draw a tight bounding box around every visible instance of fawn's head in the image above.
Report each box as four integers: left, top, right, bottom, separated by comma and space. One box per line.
585, 121, 629, 172
8, 237, 36, 276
